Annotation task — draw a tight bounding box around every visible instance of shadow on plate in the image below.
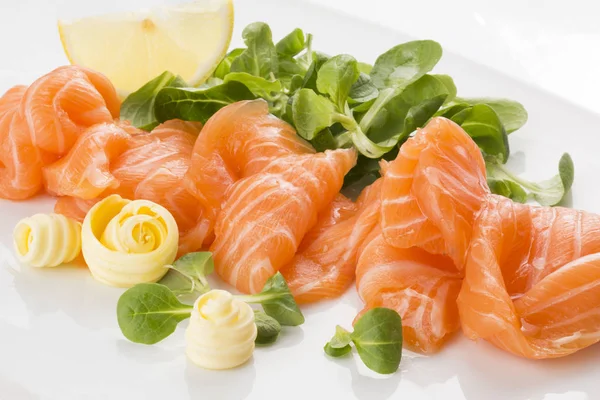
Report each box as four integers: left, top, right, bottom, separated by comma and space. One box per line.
0, 375, 40, 400
405, 335, 600, 400
7, 255, 123, 331
349, 362, 401, 400
115, 337, 183, 364
185, 358, 257, 400
255, 325, 305, 352
323, 351, 401, 400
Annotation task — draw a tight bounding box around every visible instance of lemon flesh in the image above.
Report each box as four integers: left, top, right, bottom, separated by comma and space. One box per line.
58, 0, 234, 95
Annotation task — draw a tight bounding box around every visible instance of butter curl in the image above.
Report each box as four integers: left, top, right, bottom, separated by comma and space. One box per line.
186, 290, 257, 369
13, 213, 82, 268
81, 194, 178, 287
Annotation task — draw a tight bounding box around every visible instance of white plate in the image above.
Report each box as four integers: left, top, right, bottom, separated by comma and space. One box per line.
1, 1, 600, 399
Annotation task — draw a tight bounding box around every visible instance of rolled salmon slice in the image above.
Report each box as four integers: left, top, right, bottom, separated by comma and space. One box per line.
0, 66, 119, 200
184, 99, 314, 222
53, 119, 212, 255
0, 86, 26, 115
115, 120, 211, 255
458, 194, 600, 359
211, 148, 357, 294
355, 231, 462, 353
0, 86, 40, 200
281, 179, 382, 304
43, 122, 131, 199
380, 117, 490, 268
19, 66, 119, 155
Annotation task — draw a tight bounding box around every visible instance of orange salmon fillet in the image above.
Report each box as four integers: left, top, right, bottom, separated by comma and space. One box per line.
458, 194, 600, 358
380, 117, 489, 268
211, 148, 357, 294
356, 231, 462, 353
281, 179, 382, 303
184, 99, 314, 224
52, 120, 211, 255
0, 66, 119, 199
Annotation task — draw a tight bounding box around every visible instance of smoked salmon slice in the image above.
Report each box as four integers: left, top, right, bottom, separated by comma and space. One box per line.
0, 86, 26, 115
54, 197, 101, 222
19, 66, 119, 155
43, 122, 132, 199
184, 99, 314, 222
380, 118, 600, 358
211, 148, 357, 294
458, 194, 600, 359
0, 66, 119, 200
280, 179, 382, 304
380, 117, 489, 268
52, 120, 211, 255
0, 86, 38, 200
355, 231, 462, 353
114, 120, 211, 255
5, 63, 600, 365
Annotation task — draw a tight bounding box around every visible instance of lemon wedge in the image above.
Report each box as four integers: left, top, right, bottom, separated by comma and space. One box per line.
58, 0, 234, 95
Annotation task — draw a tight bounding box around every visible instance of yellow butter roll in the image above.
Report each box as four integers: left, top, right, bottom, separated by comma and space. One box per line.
81, 194, 178, 287
186, 290, 257, 370
13, 213, 82, 268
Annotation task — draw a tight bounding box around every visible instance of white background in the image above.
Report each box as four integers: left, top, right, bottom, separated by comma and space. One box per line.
1, 1, 600, 399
